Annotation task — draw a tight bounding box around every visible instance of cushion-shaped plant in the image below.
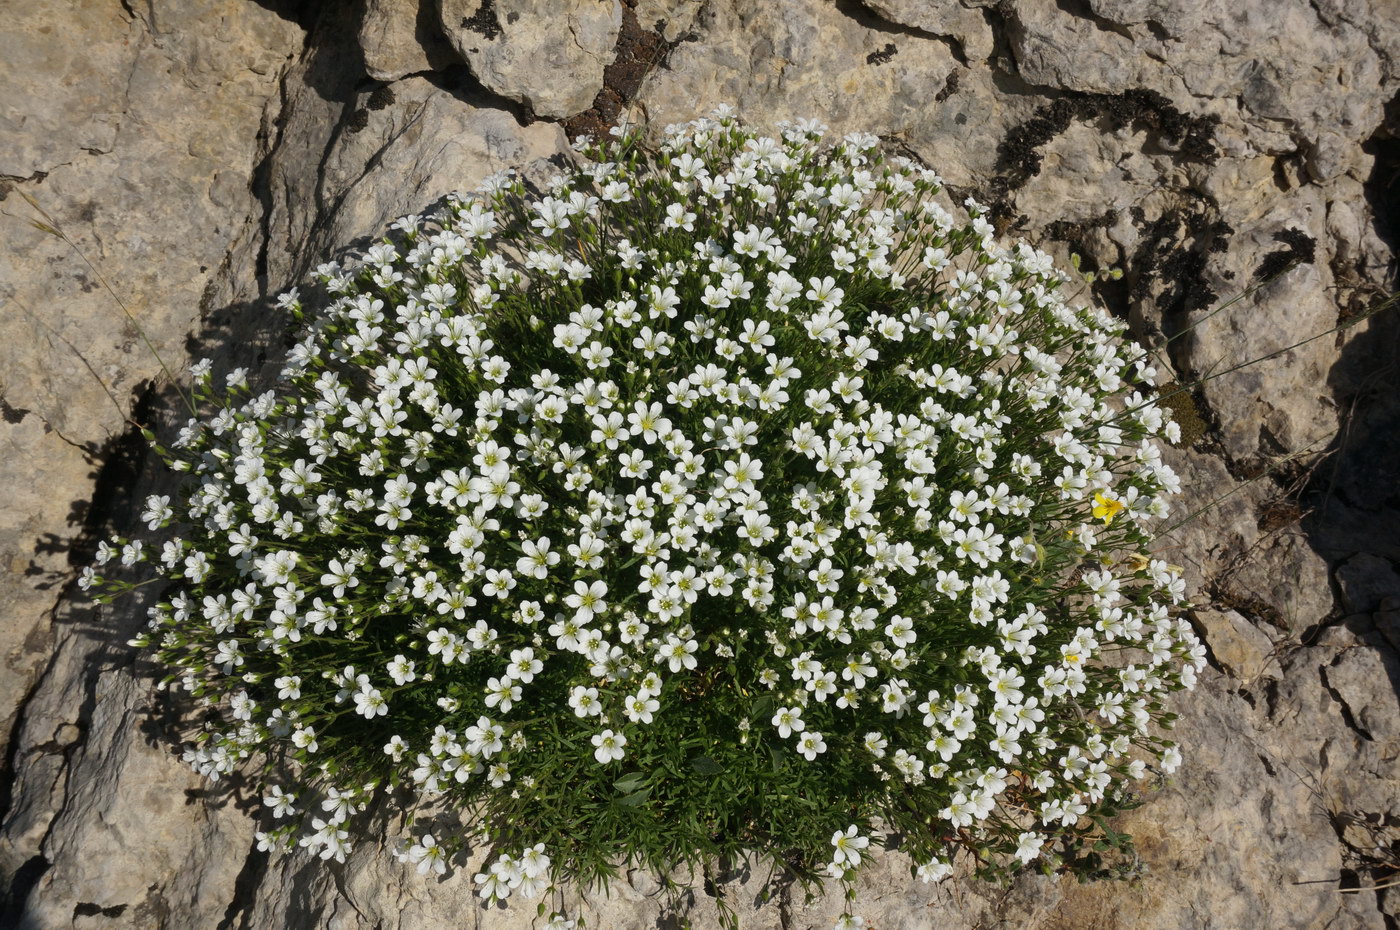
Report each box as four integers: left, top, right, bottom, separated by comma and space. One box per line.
88, 107, 1203, 927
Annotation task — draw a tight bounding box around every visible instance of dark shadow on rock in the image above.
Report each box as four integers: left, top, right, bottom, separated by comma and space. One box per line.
420, 64, 538, 128
249, 0, 321, 31
1307, 86, 1400, 566
1295, 86, 1400, 711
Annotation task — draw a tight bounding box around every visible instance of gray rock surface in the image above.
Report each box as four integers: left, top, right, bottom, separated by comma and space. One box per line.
633, 0, 704, 42
360, 0, 458, 82
1, 5, 304, 917
857, 0, 995, 63
437, 0, 623, 119
1191, 608, 1279, 682
3, 0, 1399, 926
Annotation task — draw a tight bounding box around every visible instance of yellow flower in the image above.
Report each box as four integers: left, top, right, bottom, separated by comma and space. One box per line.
1092, 491, 1125, 524
1123, 553, 1151, 572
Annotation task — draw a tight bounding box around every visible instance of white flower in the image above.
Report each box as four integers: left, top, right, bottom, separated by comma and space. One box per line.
407, 833, 449, 875
568, 686, 602, 718
505, 647, 543, 683
565, 579, 608, 622
485, 677, 522, 712
591, 729, 627, 764
263, 785, 296, 818
658, 634, 698, 672
772, 706, 805, 738
94, 111, 1196, 901
353, 687, 388, 719
516, 537, 559, 579
796, 731, 827, 761
916, 859, 953, 883
386, 655, 417, 686
830, 825, 870, 868
624, 693, 660, 724
1014, 832, 1045, 865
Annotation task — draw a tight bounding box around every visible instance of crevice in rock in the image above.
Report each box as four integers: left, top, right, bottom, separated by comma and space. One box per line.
982, 0, 1022, 75
1053, 0, 1134, 41
251, 52, 302, 296
1261, 675, 1286, 721
312, 93, 432, 259
215, 837, 270, 930
838, 0, 970, 66
415, 62, 539, 126
1320, 662, 1375, 741
0, 855, 51, 926
248, 0, 321, 31
263, 8, 383, 284
0, 609, 80, 923
0, 169, 52, 201
0, 661, 51, 831
1362, 90, 1400, 270
74, 901, 129, 917
562, 0, 698, 141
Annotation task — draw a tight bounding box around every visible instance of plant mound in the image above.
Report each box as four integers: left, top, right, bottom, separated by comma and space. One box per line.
89, 109, 1203, 924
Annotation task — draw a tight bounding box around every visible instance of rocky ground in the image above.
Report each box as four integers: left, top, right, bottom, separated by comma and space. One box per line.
2, 0, 1398, 927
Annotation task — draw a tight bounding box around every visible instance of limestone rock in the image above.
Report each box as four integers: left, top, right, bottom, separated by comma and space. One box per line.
0, 1, 135, 179
0, 0, 303, 862
1219, 531, 1336, 635
1049, 674, 1361, 930
1004, 0, 1152, 94
1180, 193, 1342, 463
1085, 0, 1205, 37
1192, 609, 1279, 682
1325, 646, 1400, 749
264, 74, 566, 278
360, 0, 457, 82
857, 0, 996, 62
1337, 553, 1400, 614
437, 0, 623, 119
632, 0, 704, 43
635, 0, 1000, 186
3, 0, 1400, 927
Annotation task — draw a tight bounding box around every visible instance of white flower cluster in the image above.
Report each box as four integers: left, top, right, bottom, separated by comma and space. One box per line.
90, 107, 1204, 913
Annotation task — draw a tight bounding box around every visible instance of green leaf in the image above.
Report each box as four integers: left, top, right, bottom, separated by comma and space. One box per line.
613, 772, 647, 793
690, 754, 723, 776
767, 741, 783, 774
616, 786, 652, 807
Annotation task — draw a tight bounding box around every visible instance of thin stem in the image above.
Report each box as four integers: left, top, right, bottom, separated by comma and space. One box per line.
1111, 290, 1399, 428
1155, 435, 1331, 539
